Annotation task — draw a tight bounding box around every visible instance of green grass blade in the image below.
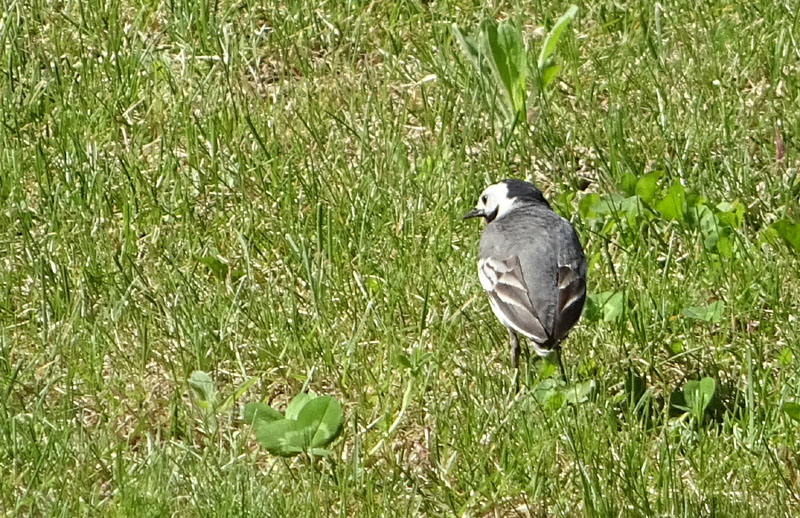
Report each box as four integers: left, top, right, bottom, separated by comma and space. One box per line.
537, 5, 578, 71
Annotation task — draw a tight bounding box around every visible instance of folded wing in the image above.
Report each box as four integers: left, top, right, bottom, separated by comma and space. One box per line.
478, 256, 551, 345
553, 262, 586, 341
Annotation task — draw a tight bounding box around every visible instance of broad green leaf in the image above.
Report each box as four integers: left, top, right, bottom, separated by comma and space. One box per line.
702, 228, 719, 252
590, 194, 643, 217
668, 389, 688, 414
681, 301, 724, 323
189, 371, 216, 410
583, 292, 609, 322
540, 62, 561, 90
668, 340, 683, 354
285, 392, 314, 420
693, 203, 717, 234
635, 171, 662, 204
692, 204, 735, 256
619, 173, 638, 196
297, 396, 344, 449
553, 189, 576, 215
498, 21, 528, 107
602, 292, 624, 321
578, 193, 600, 220
243, 402, 283, 425
564, 380, 595, 404
539, 361, 557, 379
587, 193, 626, 214
779, 347, 794, 366
537, 5, 578, 71
544, 391, 565, 411
655, 180, 686, 221
483, 20, 527, 123
772, 219, 800, 253
782, 402, 800, 423
715, 231, 733, 257
584, 291, 623, 322
716, 201, 744, 228
699, 377, 715, 400
253, 418, 307, 457
683, 377, 715, 418
532, 378, 564, 409
198, 254, 229, 279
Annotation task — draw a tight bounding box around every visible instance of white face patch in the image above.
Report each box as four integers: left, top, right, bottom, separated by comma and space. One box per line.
474, 182, 516, 222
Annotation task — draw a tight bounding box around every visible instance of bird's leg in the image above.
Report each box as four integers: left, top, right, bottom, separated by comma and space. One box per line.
509, 329, 521, 393
555, 345, 568, 383
509, 329, 521, 369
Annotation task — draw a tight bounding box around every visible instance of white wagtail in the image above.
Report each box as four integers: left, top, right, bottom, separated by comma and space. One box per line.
464, 179, 587, 379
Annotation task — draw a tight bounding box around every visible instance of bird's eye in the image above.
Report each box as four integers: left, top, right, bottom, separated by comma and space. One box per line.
481, 195, 488, 204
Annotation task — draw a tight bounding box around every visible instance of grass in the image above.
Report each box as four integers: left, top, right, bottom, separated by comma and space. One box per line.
1, 0, 800, 515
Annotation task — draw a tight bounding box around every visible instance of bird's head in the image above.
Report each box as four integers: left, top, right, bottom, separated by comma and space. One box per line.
463, 179, 549, 223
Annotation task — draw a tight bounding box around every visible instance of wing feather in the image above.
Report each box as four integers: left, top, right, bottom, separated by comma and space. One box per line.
553, 262, 586, 341
478, 257, 550, 344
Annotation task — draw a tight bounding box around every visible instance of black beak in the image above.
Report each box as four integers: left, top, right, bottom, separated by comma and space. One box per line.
463, 208, 484, 220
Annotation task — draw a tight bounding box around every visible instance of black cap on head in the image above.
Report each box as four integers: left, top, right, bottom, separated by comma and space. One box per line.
502, 179, 550, 206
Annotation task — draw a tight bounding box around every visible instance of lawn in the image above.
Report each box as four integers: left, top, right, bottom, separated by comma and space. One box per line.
2, 0, 800, 516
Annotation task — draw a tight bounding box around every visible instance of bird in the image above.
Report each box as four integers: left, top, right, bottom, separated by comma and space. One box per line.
463, 179, 587, 380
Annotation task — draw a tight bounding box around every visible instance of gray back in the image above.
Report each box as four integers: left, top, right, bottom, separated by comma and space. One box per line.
479, 203, 586, 341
